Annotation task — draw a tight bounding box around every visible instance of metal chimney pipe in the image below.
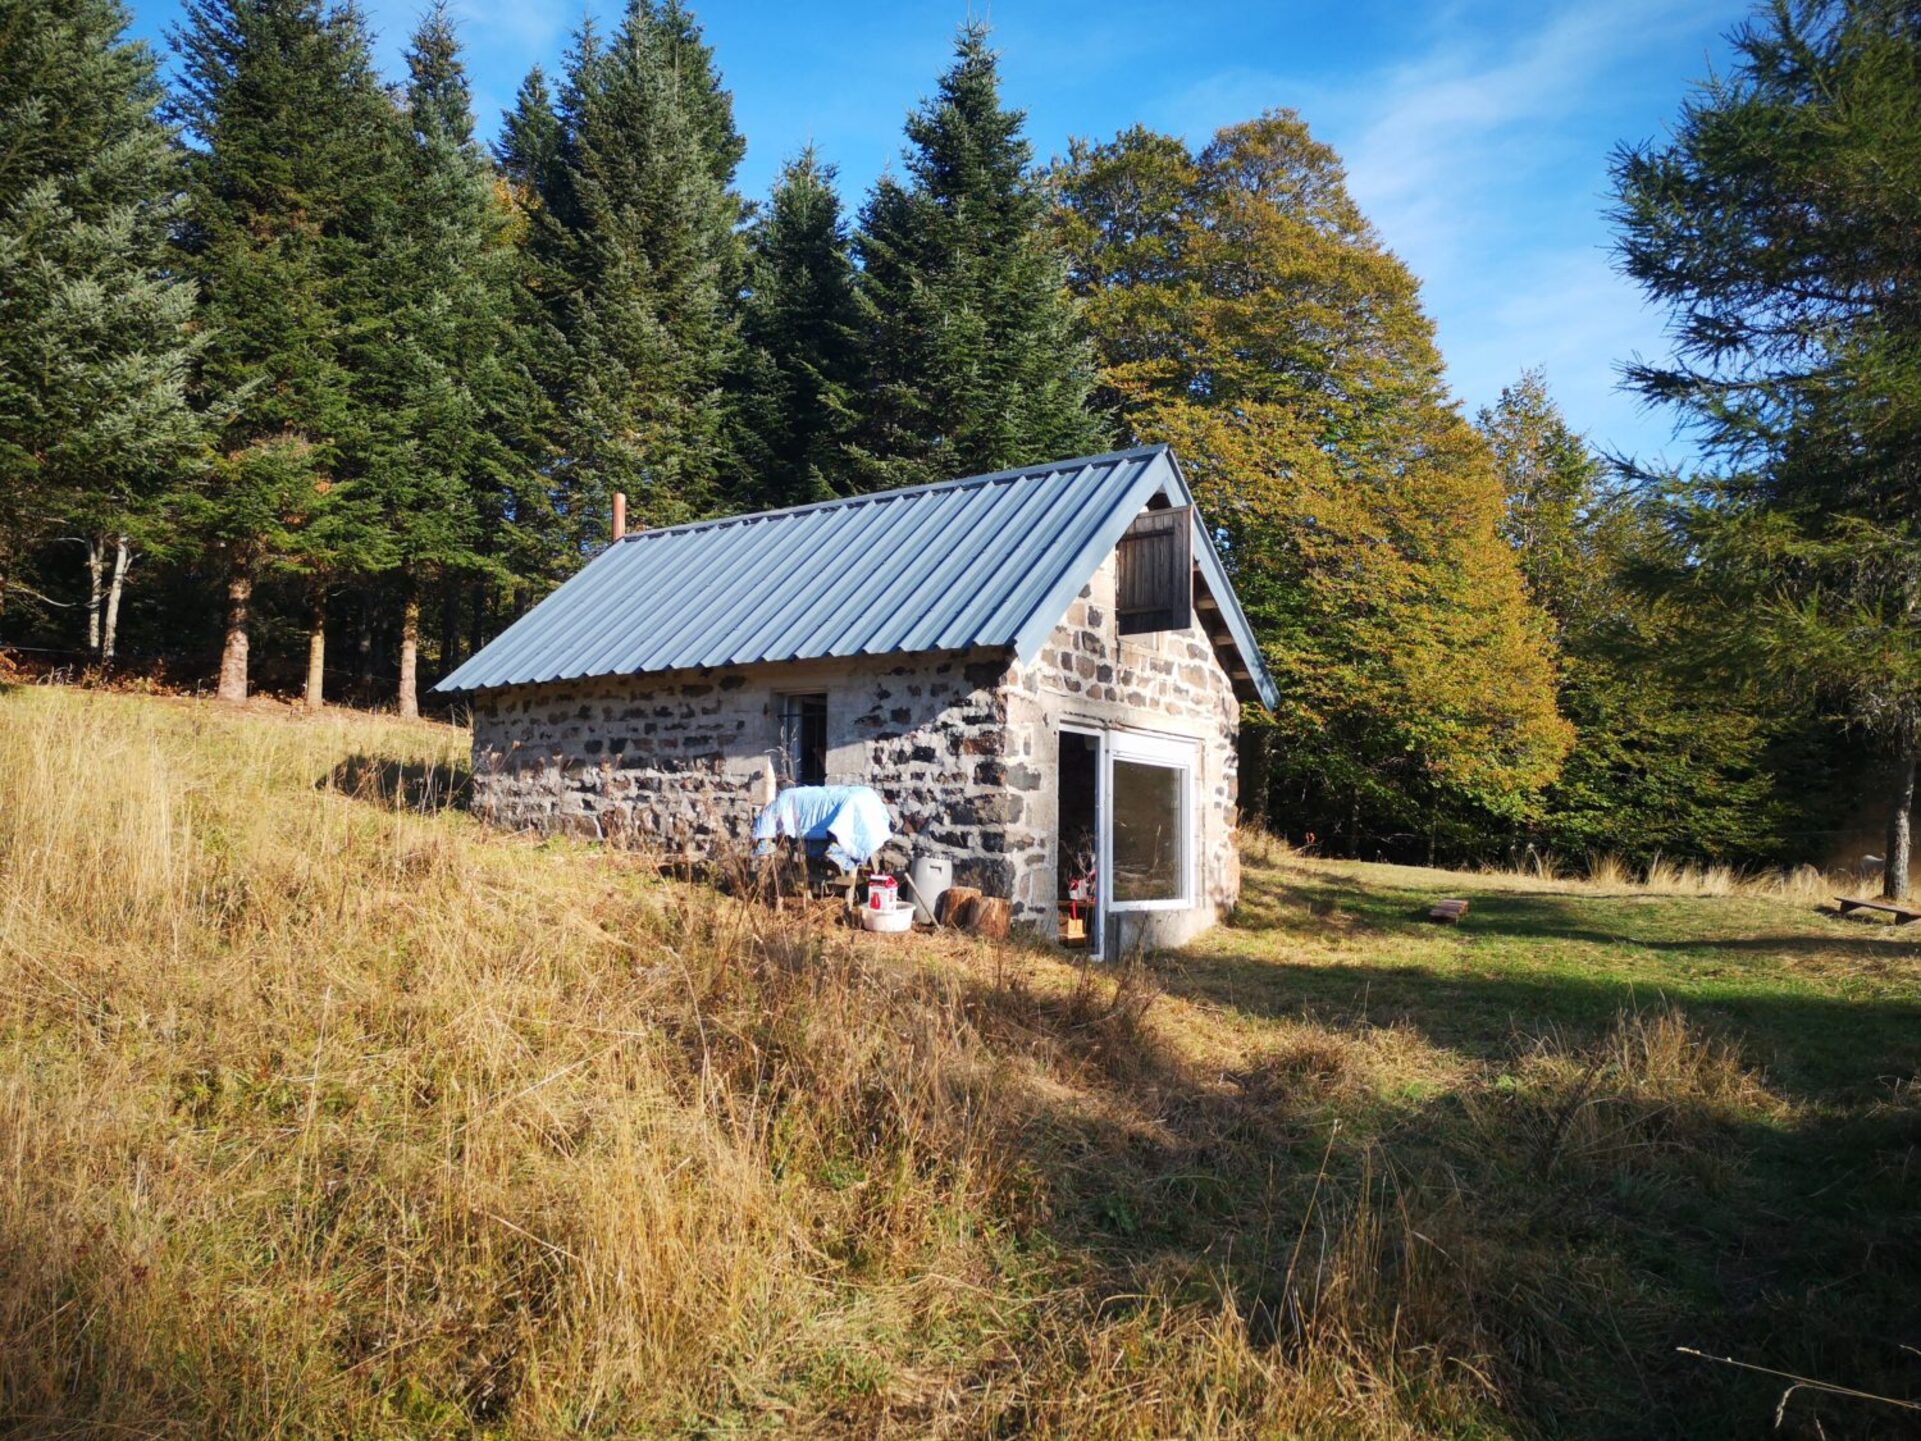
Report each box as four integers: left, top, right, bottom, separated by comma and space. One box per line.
612, 491, 626, 542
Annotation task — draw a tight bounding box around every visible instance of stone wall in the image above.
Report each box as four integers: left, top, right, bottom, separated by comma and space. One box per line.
465, 544, 1246, 948
1003, 549, 1243, 948
466, 645, 1036, 894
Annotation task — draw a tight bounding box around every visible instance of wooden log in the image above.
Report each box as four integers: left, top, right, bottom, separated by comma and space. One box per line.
964, 896, 1011, 939
937, 885, 982, 927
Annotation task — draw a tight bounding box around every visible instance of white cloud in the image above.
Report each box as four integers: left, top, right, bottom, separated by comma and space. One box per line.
1154, 0, 1729, 459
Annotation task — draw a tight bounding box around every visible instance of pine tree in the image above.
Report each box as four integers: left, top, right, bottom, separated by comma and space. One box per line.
1054, 117, 1570, 855
1614, 0, 1921, 896
736, 149, 862, 506
852, 23, 1107, 489
171, 0, 396, 702
524, 0, 745, 546
358, 4, 517, 717
0, 0, 204, 652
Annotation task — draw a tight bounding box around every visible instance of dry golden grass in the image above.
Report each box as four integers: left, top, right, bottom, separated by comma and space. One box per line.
2, 689, 1912, 1438
1485, 846, 1843, 900
0, 689, 1509, 1437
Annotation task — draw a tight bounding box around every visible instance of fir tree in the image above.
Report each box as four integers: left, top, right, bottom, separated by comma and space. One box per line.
853, 23, 1107, 488
0, 0, 204, 652
736, 149, 862, 505
526, 0, 745, 545
359, 4, 518, 716
171, 0, 396, 702
1614, 0, 1921, 896
488, 67, 569, 601
497, 67, 562, 204
648, 0, 747, 302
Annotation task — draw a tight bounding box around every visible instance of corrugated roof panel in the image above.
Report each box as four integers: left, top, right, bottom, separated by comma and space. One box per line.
434, 444, 1280, 709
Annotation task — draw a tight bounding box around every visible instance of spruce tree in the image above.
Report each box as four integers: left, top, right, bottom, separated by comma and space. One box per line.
736, 149, 862, 505
359, 4, 517, 717
171, 0, 396, 702
0, 0, 203, 650
525, 0, 745, 543
853, 23, 1106, 489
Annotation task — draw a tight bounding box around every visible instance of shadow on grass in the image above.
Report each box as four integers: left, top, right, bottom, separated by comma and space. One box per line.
1157, 949, 1921, 1105
956, 951, 1921, 1440
324, 753, 472, 814
1239, 860, 1921, 950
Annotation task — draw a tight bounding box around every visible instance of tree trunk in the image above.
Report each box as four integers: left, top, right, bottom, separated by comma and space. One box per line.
356, 614, 374, 697
1348, 790, 1362, 859
85, 537, 105, 653
397, 588, 420, 720
439, 575, 460, 671
1884, 733, 1916, 901
468, 580, 487, 659
217, 565, 252, 704
305, 590, 327, 710
101, 536, 130, 665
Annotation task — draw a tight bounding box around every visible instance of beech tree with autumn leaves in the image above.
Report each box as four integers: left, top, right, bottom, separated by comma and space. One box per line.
1051, 116, 1571, 854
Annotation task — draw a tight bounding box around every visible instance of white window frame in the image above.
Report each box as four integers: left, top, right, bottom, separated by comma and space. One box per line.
1102, 729, 1197, 916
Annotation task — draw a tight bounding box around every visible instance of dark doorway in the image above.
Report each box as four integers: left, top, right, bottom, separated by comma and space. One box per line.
1057, 730, 1100, 953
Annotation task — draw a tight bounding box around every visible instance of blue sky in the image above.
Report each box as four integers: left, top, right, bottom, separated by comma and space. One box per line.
124, 0, 1745, 465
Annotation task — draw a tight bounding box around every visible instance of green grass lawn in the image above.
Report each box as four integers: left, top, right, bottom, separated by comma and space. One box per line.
1191, 850, 1921, 1097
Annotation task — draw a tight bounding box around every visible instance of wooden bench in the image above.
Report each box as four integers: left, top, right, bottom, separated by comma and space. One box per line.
1428, 898, 1470, 924
1834, 896, 1921, 924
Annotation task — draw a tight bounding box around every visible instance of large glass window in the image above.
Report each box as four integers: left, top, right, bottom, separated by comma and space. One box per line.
1111, 757, 1185, 902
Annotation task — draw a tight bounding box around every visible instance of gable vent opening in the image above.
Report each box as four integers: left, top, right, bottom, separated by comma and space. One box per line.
1115, 506, 1193, 637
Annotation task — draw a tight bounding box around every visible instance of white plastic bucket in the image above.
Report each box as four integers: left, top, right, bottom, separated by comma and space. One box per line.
860, 903, 913, 934
907, 855, 954, 925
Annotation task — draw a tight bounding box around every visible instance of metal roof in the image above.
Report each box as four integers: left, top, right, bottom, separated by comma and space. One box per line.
435, 444, 1278, 709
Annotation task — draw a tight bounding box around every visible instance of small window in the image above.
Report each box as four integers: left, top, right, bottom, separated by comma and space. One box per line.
1116, 506, 1193, 636
778, 693, 828, 785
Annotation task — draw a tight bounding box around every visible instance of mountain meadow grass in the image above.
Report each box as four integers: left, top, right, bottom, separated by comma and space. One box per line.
1, 686, 1916, 1438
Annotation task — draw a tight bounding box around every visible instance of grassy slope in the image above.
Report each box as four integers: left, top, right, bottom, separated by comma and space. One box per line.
0, 688, 1915, 1439
1181, 850, 1921, 1434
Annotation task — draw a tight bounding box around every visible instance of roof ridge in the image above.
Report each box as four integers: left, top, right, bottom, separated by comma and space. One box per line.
615, 444, 1171, 544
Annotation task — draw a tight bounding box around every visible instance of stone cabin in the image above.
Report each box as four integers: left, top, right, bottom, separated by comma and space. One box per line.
436, 445, 1278, 953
